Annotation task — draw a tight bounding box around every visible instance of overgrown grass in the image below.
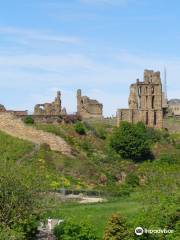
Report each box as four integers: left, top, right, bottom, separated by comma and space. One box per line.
0, 131, 34, 162
45, 195, 142, 238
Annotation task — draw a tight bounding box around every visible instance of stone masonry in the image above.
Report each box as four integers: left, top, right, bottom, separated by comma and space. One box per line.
117, 70, 167, 129
77, 89, 103, 119
34, 91, 66, 116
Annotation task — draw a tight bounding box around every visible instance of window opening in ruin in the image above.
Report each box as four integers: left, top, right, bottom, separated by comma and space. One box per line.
154, 111, 157, 125
146, 112, 149, 125
146, 87, 148, 94
151, 86, 154, 94
138, 87, 141, 96
152, 96, 155, 109
146, 96, 148, 108
139, 96, 141, 108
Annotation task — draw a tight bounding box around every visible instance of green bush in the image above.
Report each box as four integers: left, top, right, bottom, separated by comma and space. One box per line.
109, 122, 152, 161
103, 213, 132, 240
23, 116, 34, 125
54, 219, 98, 240
74, 122, 86, 135
0, 226, 25, 240
96, 127, 107, 140
126, 173, 139, 187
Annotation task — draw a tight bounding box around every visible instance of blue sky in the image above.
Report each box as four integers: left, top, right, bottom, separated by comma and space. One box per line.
0, 0, 179, 116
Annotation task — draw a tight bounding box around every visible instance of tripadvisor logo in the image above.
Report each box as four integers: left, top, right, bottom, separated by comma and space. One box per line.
135, 227, 144, 236
135, 227, 174, 236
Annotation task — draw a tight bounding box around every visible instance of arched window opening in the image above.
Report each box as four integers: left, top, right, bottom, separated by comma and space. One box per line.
152, 96, 155, 109
154, 112, 157, 125
146, 112, 149, 125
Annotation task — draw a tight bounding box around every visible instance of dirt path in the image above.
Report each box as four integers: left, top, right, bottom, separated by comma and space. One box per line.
0, 113, 72, 156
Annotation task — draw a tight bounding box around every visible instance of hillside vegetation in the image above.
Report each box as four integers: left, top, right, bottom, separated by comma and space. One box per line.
0, 119, 180, 239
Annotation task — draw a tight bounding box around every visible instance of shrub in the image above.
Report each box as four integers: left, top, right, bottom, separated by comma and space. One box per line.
54, 219, 98, 240
74, 122, 86, 135
23, 116, 34, 125
96, 127, 107, 140
126, 173, 139, 187
109, 122, 152, 161
103, 213, 132, 240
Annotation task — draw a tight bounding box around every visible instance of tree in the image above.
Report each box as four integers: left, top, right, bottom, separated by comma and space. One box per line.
109, 122, 152, 161
0, 162, 44, 239
103, 214, 131, 240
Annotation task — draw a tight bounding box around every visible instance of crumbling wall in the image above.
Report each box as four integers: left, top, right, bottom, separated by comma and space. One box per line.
34, 91, 66, 116
77, 89, 103, 119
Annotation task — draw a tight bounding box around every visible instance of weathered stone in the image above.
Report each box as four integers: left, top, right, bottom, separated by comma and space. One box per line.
168, 99, 180, 116
34, 91, 66, 116
117, 70, 168, 129
77, 89, 103, 119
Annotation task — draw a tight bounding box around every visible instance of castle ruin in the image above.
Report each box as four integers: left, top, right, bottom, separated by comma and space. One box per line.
77, 89, 103, 119
117, 70, 167, 129
34, 91, 66, 116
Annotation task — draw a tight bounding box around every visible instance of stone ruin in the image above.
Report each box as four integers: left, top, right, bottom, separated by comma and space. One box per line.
0, 104, 28, 116
77, 89, 103, 119
117, 70, 168, 129
34, 91, 66, 116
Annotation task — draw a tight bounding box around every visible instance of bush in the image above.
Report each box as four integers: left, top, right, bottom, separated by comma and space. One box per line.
0, 226, 25, 240
109, 122, 152, 161
126, 173, 139, 187
74, 122, 86, 135
23, 116, 34, 125
54, 219, 98, 240
103, 214, 132, 240
96, 127, 107, 140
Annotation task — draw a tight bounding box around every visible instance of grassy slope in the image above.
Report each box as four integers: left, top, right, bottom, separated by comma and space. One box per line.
0, 121, 180, 239
35, 122, 136, 189
0, 130, 34, 162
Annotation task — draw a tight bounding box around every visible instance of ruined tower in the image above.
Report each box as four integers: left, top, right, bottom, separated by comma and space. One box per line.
34, 91, 64, 115
117, 70, 166, 129
77, 89, 103, 119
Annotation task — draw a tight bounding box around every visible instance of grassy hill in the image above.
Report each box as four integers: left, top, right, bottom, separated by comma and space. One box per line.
0, 121, 180, 239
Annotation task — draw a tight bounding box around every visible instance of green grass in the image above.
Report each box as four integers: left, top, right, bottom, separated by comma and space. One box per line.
0, 130, 34, 162
45, 195, 142, 238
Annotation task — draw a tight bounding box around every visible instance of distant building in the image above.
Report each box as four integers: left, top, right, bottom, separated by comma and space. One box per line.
117, 70, 167, 129
168, 99, 180, 116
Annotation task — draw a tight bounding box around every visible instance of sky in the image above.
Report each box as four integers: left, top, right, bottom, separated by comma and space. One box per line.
0, 0, 180, 116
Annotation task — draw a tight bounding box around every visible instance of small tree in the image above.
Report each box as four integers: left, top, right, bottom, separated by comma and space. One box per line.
109, 122, 151, 161
0, 162, 44, 239
103, 214, 131, 240
23, 116, 34, 125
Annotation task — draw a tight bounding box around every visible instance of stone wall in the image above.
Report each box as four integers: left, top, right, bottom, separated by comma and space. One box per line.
19, 114, 81, 124
168, 99, 180, 116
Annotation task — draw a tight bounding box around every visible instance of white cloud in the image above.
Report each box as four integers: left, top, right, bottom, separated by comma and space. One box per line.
0, 26, 80, 44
